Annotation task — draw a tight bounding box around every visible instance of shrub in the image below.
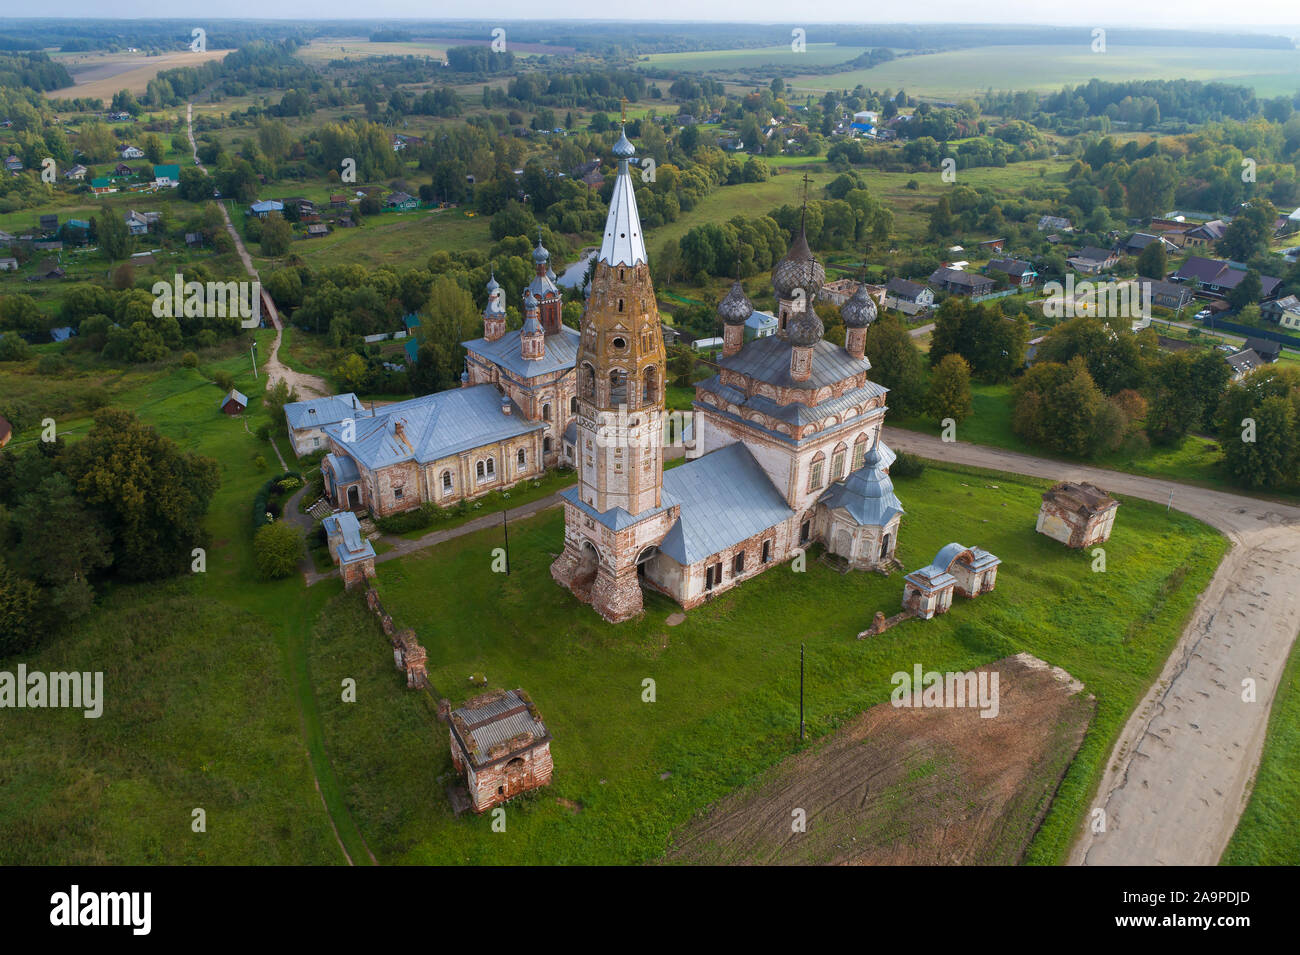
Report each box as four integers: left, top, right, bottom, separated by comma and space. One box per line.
212, 369, 236, 392
891, 451, 927, 478
37, 353, 70, 375
181, 351, 199, 368
0, 333, 33, 362
253, 520, 303, 579
373, 501, 445, 535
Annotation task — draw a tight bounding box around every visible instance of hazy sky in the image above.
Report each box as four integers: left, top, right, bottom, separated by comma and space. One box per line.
7, 5, 1299, 29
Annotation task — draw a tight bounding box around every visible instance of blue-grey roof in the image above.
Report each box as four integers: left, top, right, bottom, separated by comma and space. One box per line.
563, 420, 577, 445
464, 324, 580, 379
526, 272, 559, 298
250, 200, 283, 213
745, 310, 778, 331
322, 511, 375, 564
284, 393, 368, 431
657, 442, 793, 565
819, 444, 905, 527
559, 485, 672, 531
719, 335, 871, 390
223, 389, 247, 408
321, 384, 543, 471
324, 452, 359, 484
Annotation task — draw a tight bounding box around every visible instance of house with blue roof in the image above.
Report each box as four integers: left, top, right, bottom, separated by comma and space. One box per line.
249, 199, 284, 217
321, 511, 376, 589
318, 384, 546, 516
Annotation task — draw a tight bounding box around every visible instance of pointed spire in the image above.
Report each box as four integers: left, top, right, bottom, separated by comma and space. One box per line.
599, 128, 646, 267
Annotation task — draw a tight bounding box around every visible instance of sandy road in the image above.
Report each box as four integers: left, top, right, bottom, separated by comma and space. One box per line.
187, 104, 329, 399
883, 427, 1300, 865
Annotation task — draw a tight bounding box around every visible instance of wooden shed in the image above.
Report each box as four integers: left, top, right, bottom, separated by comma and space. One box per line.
220, 389, 248, 415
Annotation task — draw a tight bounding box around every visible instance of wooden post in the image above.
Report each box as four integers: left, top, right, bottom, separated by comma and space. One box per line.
502, 508, 510, 575
800, 643, 805, 741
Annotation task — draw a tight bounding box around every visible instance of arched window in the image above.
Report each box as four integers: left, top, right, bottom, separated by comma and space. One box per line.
617, 298, 624, 312
441, 470, 452, 491
609, 369, 628, 405
476, 461, 485, 479
642, 365, 658, 403
831, 442, 848, 481
485, 458, 495, 476
542, 403, 551, 421
580, 362, 596, 399
853, 433, 869, 471
570, 395, 578, 414
543, 435, 553, 454
809, 452, 826, 491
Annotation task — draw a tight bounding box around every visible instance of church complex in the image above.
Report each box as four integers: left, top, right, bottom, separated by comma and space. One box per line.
292, 128, 906, 623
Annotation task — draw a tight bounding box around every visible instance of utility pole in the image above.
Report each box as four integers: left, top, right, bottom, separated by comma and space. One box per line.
800, 643, 806, 741
250, 340, 257, 379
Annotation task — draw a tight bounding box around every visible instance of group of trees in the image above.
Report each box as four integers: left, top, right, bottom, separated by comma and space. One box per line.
929, 298, 1030, 384
0, 411, 219, 654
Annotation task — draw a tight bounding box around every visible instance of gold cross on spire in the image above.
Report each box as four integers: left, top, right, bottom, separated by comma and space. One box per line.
620, 97, 627, 126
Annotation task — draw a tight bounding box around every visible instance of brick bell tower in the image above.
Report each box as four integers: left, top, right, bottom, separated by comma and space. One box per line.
551, 127, 675, 623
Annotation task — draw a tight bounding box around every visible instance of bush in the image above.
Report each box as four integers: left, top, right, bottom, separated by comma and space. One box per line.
253, 520, 303, 579
891, 451, 927, 478
181, 351, 199, 368
252, 470, 303, 528
373, 501, 445, 534
0, 333, 33, 362
36, 354, 70, 375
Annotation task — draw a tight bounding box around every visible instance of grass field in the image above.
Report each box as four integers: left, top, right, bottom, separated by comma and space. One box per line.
640, 43, 870, 73
787, 45, 1300, 100
308, 458, 1224, 865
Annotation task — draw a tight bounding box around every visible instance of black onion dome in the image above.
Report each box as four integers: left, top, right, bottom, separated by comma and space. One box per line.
717, 281, 754, 326
841, 282, 878, 328
772, 228, 826, 299
787, 301, 824, 347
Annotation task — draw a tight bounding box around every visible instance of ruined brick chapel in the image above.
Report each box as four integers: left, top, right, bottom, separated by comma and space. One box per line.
551, 128, 905, 622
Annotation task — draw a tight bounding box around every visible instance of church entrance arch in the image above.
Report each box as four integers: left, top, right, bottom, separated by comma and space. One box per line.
346, 485, 360, 510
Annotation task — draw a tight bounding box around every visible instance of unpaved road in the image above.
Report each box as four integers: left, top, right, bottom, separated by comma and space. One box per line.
187, 104, 329, 400
885, 427, 1300, 865
666, 654, 1092, 865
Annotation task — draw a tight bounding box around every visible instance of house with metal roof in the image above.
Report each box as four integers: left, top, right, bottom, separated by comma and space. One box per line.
283, 392, 371, 456
319, 384, 545, 516
1171, 256, 1282, 300
448, 689, 553, 813
249, 199, 284, 217
883, 277, 934, 314
220, 389, 248, 415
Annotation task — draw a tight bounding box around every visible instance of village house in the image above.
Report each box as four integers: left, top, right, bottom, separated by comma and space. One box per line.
986, 257, 1037, 288
883, 277, 934, 314
1036, 481, 1118, 548
118, 144, 144, 159
1118, 232, 1178, 256
220, 389, 248, 415
448, 689, 553, 813
1178, 219, 1229, 248
1242, 337, 1282, 363
4, 155, 24, 173
744, 309, 779, 341
929, 266, 995, 297
551, 129, 907, 622
1171, 256, 1281, 300
63, 163, 87, 181
153, 164, 180, 188
249, 199, 283, 218
1067, 246, 1120, 274
1225, 348, 1264, 380
1262, 295, 1300, 331
1038, 215, 1073, 232
1137, 278, 1194, 311
0, 257, 17, 271
384, 191, 418, 211
321, 510, 376, 589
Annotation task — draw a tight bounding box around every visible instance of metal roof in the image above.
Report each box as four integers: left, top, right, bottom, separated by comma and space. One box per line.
464, 324, 580, 379
450, 690, 548, 768
559, 485, 672, 531
284, 393, 369, 431
818, 443, 905, 527
321, 384, 543, 471
598, 145, 647, 267
324, 452, 359, 484
657, 442, 793, 565
322, 511, 375, 564
718, 335, 872, 391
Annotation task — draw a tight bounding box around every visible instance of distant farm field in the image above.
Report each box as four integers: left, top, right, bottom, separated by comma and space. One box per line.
49, 49, 230, 100
640, 43, 869, 72
787, 45, 1300, 100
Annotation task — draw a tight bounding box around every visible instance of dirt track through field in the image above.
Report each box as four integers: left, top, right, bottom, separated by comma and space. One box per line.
666, 654, 1093, 865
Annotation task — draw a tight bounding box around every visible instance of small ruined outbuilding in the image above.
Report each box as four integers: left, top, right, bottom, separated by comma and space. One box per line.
322, 511, 376, 589
903, 543, 1001, 620
448, 689, 553, 813
1037, 482, 1118, 548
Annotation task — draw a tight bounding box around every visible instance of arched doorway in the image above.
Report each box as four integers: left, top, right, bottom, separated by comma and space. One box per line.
635, 544, 658, 579
502, 756, 528, 799
879, 533, 891, 561
346, 485, 360, 510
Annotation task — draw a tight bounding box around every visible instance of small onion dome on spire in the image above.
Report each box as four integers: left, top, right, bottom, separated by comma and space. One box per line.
841, 282, 878, 328
532, 228, 549, 265
522, 314, 543, 335
787, 298, 825, 347
717, 280, 754, 326
772, 227, 826, 300
485, 271, 500, 293
523, 289, 538, 311
613, 126, 635, 159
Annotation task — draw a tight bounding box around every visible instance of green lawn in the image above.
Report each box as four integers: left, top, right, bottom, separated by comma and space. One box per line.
310, 458, 1225, 865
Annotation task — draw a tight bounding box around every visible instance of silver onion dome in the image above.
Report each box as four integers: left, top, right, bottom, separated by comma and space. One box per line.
717, 281, 754, 326
612, 127, 635, 158
841, 282, 878, 328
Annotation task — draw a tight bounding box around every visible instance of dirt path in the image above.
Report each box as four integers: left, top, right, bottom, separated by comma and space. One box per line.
883, 427, 1300, 865
188, 104, 330, 401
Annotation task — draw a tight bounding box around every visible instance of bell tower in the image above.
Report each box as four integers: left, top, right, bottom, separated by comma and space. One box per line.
551, 127, 676, 624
